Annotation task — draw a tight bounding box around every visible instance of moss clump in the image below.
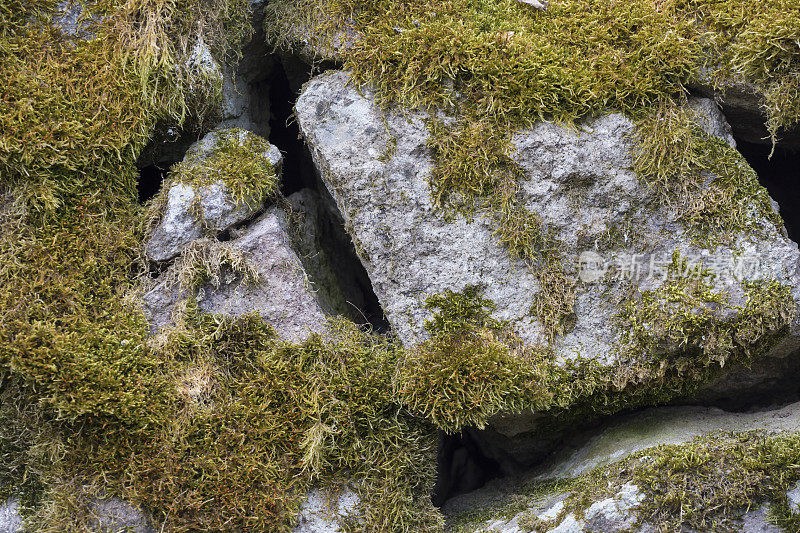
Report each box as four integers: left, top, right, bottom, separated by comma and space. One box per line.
617, 251, 796, 367
678, 0, 800, 138
168, 129, 280, 210
633, 103, 783, 246
530, 431, 800, 532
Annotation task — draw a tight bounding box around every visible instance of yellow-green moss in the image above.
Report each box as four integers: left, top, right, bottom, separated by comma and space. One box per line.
531, 431, 800, 532
168, 129, 280, 210
633, 103, 783, 246
396, 260, 795, 434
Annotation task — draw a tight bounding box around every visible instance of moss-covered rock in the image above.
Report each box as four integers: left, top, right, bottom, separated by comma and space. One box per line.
295, 70, 800, 466
446, 401, 800, 532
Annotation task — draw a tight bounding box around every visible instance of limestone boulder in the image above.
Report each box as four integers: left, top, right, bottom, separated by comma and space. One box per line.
444, 402, 800, 532
295, 70, 800, 464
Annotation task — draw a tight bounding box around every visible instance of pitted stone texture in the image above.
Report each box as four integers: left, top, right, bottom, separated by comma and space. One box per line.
197, 208, 328, 341
145, 129, 283, 262
143, 205, 327, 341
296, 70, 800, 383
787, 481, 800, 514
293, 488, 359, 533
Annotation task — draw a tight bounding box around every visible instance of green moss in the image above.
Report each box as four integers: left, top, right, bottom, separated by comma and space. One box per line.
396, 262, 795, 433
617, 251, 796, 366
169, 129, 280, 211
549, 431, 800, 532
267, 0, 796, 333
633, 103, 783, 246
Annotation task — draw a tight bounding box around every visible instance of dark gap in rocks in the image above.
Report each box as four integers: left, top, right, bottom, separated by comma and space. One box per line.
432, 429, 504, 507
268, 54, 317, 195
137, 164, 171, 204
735, 139, 800, 243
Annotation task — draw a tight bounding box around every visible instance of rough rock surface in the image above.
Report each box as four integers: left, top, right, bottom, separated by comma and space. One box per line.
196, 208, 328, 340
0, 496, 153, 533
143, 199, 329, 341
444, 402, 800, 532
292, 488, 360, 533
689, 76, 800, 148
296, 70, 800, 455
0, 498, 21, 533
287, 188, 378, 322
87, 498, 154, 533
145, 129, 283, 262
296, 70, 800, 349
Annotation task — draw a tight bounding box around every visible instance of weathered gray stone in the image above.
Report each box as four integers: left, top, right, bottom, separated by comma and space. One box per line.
196, 208, 328, 341
145, 129, 283, 263
143, 204, 328, 341
88, 497, 154, 533
287, 188, 378, 322
0, 498, 21, 533
444, 401, 800, 532
689, 75, 800, 147
293, 488, 359, 533
787, 481, 800, 514
296, 70, 800, 463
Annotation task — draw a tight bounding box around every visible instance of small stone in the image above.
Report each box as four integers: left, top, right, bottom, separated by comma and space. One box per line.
786, 481, 800, 514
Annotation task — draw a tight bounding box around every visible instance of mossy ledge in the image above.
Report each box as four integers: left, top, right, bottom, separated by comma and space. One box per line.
450, 430, 800, 532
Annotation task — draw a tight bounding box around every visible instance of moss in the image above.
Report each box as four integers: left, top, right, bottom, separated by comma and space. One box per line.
268, 0, 796, 333
617, 251, 796, 367
168, 129, 280, 211
396, 260, 795, 433
549, 431, 800, 532
633, 103, 783, 246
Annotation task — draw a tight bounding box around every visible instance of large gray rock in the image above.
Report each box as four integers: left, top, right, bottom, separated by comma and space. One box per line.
143, 202, 328, 341
445, 401, 800, 532
295, 70, 800, 457
145, 129, 283, 263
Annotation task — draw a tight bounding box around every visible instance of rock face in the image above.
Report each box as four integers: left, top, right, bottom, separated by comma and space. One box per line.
145, 129, 283, 262
295, 71, 800, 427
444, 401, 800, 532
0, 496, 153, 533
195, 206, 329, 341
0, 498, 21, 533
143, 198, 329, 341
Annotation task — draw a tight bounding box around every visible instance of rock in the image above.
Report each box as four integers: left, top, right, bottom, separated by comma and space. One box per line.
787, 481, 800, 514
295, 70, 800, 463
54, 0, 96, 37
582, 483, 642, 532
293, 488, 359, 533
143, 204, 328, 341
689, 76, 800, 147
196, 208, 328, 340
145, 129, 283, 263
265, 2, 355, 64
219, 37, 275, 139
445, 401, 800, 532
87, 497, 154, 533
536, 402, 800, 480
0, 498, 21, 533
186, 37, 222, 89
